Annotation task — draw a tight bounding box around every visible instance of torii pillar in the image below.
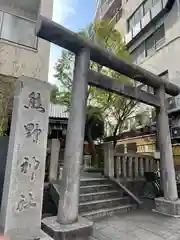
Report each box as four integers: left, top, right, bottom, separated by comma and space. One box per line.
41, 49, 93, 239
154, 85, 180, 217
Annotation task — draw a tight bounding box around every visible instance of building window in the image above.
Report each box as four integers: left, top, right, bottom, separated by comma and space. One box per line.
135, 114, 143, 127
140, 84, 148, 92
122, 120, 129, 131
146, 34, 156, 57
127, 143, 137, 153
146, 25, 165, 56
131, 42, 145, 64
144, 0, 153, 15
155, 24, 165, 48
128, 0, 162, 31
147, 85, 154, 94
144, 0, 159, 14
0, 11, 37, 49
128, 6, 143, 31
116, 144, 124, 153
152, 0, 160, 6
130, 118, 136, 129
131, 24, 165, 63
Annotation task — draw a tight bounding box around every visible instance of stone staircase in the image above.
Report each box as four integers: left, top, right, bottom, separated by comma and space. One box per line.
48, 176, 137, 220
79, 177, 136, 220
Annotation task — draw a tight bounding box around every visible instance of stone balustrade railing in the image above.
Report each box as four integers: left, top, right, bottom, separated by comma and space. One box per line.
114, 153, 159, 181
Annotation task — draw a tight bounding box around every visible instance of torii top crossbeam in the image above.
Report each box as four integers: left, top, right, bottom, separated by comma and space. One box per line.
36, 16, 180, 97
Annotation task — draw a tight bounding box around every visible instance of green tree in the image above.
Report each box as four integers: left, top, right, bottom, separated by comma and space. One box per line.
54, 20, 137, 162
0, 75, 15, 136
50, 85, 61, 104
92, 20, 137, 146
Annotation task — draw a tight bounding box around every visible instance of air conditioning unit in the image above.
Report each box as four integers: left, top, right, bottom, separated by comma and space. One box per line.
143, 114, 152, 126
167, 97, 176, 110
171, 126, 180, 139
167, 96, 180, 110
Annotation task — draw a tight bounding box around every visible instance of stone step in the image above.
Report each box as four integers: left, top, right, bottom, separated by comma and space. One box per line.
80, 171, 103, 178
81, 204, 136, 220
79, 190, 122, 203
80, 184, 115, 194
80, 178, 109, 186
79, 197, 130, 213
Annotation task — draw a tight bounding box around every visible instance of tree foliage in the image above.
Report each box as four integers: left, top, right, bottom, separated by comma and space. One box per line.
0, 75, 15, 136
50, 85, 61, 104
54, 20, 137, 161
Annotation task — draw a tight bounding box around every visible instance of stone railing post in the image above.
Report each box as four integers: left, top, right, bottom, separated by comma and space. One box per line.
104, 142, 114, 178
134, 157, 139, 179
49, 138, 60, 181
145, 158, 150, 172
150, 157, 154, 172
122, 155, 127, 178
115, 156, 121, 178
139, 157, 144, 177
128, 156, 133, 179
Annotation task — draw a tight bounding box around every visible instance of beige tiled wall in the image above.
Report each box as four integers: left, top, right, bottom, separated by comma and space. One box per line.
0, 0, 53, 82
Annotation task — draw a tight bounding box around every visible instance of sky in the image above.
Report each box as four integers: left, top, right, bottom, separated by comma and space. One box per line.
48, 0, 97, 86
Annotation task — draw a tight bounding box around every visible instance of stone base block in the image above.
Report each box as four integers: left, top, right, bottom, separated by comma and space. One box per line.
42, 216, 93, 240
153, 197, 180, 217
0, 230, 53, 240
41, 230, 54, 239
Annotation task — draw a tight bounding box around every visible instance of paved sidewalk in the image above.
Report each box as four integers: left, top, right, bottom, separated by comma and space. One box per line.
91, 209, 180, 240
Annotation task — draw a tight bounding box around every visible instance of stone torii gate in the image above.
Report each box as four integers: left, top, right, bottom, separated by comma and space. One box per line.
36, 16, 180, 239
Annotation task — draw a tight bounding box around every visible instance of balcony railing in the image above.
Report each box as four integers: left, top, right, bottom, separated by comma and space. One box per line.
114, 153, 158, 181
0, 10, 37, 49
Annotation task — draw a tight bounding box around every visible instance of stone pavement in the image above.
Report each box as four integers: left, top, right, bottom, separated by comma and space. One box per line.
90, 209, 180, 240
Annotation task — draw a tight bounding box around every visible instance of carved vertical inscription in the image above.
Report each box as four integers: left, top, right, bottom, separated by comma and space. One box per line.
20, 156, 40, 181
24, 123, 42, 143
24, 92, 45, 113
16, 193, 36, 212
15, 91, 44, 215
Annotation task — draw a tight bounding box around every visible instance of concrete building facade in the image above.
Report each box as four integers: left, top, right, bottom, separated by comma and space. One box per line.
95, 0, 180, 138
0, 0, 53, 81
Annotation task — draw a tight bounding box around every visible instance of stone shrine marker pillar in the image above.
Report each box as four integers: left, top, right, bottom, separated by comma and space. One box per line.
0, 76, 52, 240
